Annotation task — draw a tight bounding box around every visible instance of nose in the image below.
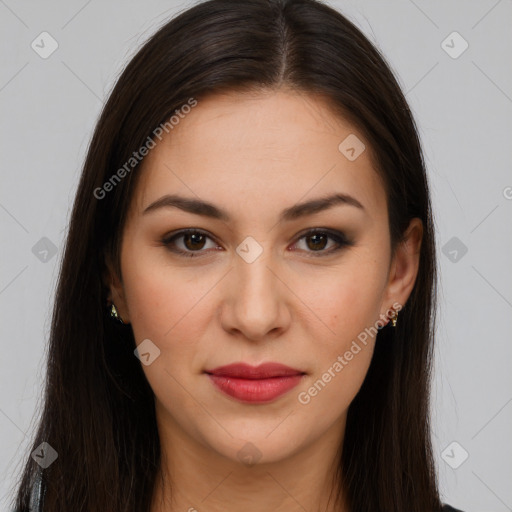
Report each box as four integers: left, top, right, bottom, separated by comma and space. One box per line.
219, 247, 291, 342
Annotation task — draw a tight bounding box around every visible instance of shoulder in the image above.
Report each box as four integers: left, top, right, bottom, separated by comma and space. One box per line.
442, 505, 465, 512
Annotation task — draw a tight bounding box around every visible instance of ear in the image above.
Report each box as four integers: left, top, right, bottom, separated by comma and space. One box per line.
379, 217, 423, 326
103, 253, 131, 324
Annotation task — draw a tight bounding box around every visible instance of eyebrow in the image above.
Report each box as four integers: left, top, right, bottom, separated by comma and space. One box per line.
142, 192, 365, 222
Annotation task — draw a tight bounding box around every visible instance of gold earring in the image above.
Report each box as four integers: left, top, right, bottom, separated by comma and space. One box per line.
110, 303, 125, 324
390, 309, 398, 328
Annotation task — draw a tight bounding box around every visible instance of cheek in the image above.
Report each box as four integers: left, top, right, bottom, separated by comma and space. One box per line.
122, 256, 211, 408
295, 294, 377, 425
121, 252, 220, 385
291, 264, 383, 410
292, 262, 384, 344
123, 253, 207, 340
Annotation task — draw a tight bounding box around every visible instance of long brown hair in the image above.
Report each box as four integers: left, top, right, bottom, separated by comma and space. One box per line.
11, 1, 441, 510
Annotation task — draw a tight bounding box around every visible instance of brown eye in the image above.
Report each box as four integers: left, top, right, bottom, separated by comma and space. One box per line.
161, 229, 219, 258
182, 232, 207, 251
291, 229, 352, 256
162, 228, 352, 259
305, 233, 329, 251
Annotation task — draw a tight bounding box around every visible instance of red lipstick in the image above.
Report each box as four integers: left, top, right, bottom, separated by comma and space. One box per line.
205, 362, 305, 403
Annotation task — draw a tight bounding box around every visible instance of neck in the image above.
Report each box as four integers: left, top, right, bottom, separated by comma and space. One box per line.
150, 406, 349, 512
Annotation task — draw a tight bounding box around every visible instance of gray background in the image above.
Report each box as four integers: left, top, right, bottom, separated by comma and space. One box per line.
1, 0, 511, 510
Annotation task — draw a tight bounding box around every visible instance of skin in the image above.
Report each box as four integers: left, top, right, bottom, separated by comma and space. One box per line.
105, 88, 423, 512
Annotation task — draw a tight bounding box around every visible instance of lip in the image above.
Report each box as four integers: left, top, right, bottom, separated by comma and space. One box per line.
205, 363, 305, 403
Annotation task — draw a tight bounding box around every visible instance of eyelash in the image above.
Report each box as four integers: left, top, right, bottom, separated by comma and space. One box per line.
160, 228, 353, 258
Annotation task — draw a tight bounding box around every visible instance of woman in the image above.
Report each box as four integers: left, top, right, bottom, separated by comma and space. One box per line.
10, 0, 465, 510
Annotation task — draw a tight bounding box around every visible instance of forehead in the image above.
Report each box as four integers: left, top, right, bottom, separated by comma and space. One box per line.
132, 89, 387, 221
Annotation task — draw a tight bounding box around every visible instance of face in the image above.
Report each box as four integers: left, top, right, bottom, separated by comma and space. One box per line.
107, 88, 422, 465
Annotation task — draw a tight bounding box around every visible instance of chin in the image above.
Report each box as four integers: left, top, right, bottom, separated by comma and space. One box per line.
200, 426, 304, 467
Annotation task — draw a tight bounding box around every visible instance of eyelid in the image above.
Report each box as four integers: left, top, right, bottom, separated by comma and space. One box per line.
290, 228, 352, 257
161, 228, 220, 258
161, 227, 352, 258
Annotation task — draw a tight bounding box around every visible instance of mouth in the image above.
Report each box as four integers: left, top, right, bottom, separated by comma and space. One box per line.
205, 362, 306, 404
